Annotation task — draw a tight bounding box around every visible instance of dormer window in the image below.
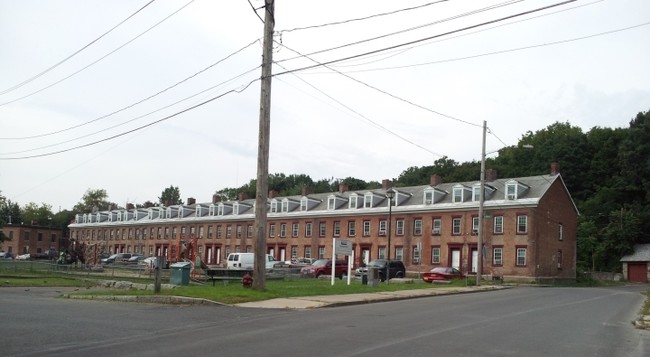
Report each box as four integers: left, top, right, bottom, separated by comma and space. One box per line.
281, 198, 299, 213
424, 190, 434, 204
349, 194, 360, 209
300, 196, 320, 211
300, 198, 308, 211
217, 203, 232, 216
327, 195, 347, 210
270, 199, 279, 213
327, 197, 336, 210
472, 184, 495, 202
233, 202, 251, 215
281, 200, 288, 212
505, 180, 529, 200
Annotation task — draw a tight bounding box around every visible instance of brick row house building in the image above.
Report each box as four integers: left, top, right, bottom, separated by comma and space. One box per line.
1, 224, 63, 256
68, 164, 578, 282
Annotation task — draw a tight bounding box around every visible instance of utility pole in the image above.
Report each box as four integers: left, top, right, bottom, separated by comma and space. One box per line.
476, 120, 486, 286
253, 0, 275, 290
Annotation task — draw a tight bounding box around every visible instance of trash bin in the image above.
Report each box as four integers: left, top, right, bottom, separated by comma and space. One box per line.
169, 262, 191, 285
362, 272, 368, 285
367, 267, 379, 287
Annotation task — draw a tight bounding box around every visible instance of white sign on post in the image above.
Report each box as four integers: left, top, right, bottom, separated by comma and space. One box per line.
332, 238, 353, 286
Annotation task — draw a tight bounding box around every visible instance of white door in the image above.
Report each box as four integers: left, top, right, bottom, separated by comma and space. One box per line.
280, 248, 286, 262
471, 250, 478, 273
451, 249, 461, 270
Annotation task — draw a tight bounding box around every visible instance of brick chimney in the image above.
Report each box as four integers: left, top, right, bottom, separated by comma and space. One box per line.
430, 174, 442, 186
187, 197, 196, 205
550, 162, 560, 176
301, 186, 313, 196
269, 190, 278, 198
338, 183, 348, 193
485, 169, 497, 182
126, 203, 134, 210
238, 192, 248, 201
381, 179, 392, 190
212, 194, 221, 204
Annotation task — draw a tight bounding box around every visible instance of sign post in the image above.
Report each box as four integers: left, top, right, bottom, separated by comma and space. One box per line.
332, 238, 353, 285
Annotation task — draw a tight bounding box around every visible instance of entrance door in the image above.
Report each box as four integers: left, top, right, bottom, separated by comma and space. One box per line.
451, 249, 461, 270
280, 248, 286, 262
361, 248, 370, 265
206, 247, 213, 264
628, 263, 647, 282
471, 249, 478, 273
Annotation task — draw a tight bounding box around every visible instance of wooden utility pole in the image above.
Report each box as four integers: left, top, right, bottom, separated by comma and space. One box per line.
253, 0, 274, 290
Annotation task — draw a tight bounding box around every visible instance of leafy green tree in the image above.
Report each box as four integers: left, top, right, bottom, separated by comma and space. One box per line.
22, 202, 54, 226
73, 189, 115, 213
0, 194, 21, 226
159, 186, 182, 205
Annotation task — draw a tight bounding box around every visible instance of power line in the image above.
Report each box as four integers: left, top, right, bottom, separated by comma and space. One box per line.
0, 0, 157, 96
275, 0, 523, 65
0, 79, 259, 160
272, 1, 577, 78
0, 38, 262, 141
279, 0, 449, 33
0, 0, 197, 107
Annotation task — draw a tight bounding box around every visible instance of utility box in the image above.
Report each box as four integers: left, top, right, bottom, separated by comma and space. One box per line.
367, 267, 379, 287
170, 262, 191, 285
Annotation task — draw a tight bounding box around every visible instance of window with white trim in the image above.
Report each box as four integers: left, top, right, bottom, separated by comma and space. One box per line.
379, 220, 387, 236
412, 246, 420, 264
432, 218, 442, 235
472, 186, 481, 202
292, 223, 299, 237
300, 198, 308, 211
281, 200, 289, 213
493, 247, 503, 266
333, 221, 341, 237
431, 247, 441, 264
452, 218, 461, 235
378, 247, 386, 259
363, 221, 371, 236
506, 183, 517, 200
414, 219, 422, 235
424, 190, 434, 205
327, 197, 336, 210
517, 215, 528, 234
319, 222, 326, 237
305, 222, 312, 237
270, 200, 279, 213
395, 246, 403, 261
494, 216, 504, 234
269, 224, 275, 238
291, 246, 298, 259
318, 246, 326, 259
348, 221, 356, 236
472, 216, 479, 234
453, 187, 464, 203
280, 223, 287, 237
516, 247, 527, 266
349, 195, 358, 209
364, 193, 373, 208
396, 219, 405, 235
304, 246, 312, 259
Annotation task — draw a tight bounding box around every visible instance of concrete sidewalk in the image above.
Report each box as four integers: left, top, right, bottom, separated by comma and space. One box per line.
235, 285, 509, 309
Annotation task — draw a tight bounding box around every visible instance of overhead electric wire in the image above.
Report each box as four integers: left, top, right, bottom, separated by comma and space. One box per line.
275, 0, 523, 65
279, 0, 449, 33
0, 65, 261, 156
0, 0, 157, 96
0, 0, 197, 107
0, 38, 262, 140
0, 78, 259, 160
273, 0, 577, 77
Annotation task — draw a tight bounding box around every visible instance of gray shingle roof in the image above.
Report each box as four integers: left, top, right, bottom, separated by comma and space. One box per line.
620, 244, 650, 262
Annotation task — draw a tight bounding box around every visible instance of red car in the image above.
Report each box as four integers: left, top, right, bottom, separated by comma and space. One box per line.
422, 267, 465, 282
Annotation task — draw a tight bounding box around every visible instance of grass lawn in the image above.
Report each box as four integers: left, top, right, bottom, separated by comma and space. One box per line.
0, 270, 476, 304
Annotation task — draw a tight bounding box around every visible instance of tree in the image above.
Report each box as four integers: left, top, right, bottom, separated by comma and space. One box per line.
73, 189, 114, 213
159, 186, 182, 205
21, 202, 54, 226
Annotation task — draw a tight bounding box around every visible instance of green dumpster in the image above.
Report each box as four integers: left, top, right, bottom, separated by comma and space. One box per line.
170, 262, 191, 285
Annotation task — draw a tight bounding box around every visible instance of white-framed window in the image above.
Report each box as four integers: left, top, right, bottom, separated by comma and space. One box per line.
248, 225, 253, 238
414, 219, 422, 235
270, 200, 279, 213
395, 246, 403, 261
517, 215, 528, 234
516, 247, 527, 266
432, 218, 442, 235
318, 246, 326, 259
379, 220, 387, 235
292, 223, 299, 237
327, 197, 336, 210
348, 221, 356, 236
363, 221, 371, 236
216, 226, 222, 239
431, 247, 441, 264
452, 218, 461, 235
236, 225, 242, 238
424, 190, 434, 205
269, 224, 275, 238
494, 216, 504, 234
281, 200, 289, 213
396, 219, 405, 235
558, 223, 563, 241
300, 198, 308, 211
506, 183, 517, 200
349, 195, 358, 209
472, 216, 479, 234
378, 247, 386, 260
493, 247, 503, 266
333, 221, 341, 237
226, 226, 232, 238
412, 246, 420, 264
472, 185, 481, 202
304, 246, 312, 259
291, 246, 298, 259
280, 223, 287, 237
305, 222, 312, 237
453, 187, 464, 203
364, 193, 373, 208
319, 222, 326, 237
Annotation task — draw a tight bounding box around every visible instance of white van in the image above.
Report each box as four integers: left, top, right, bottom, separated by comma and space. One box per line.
226, 253, 277, 270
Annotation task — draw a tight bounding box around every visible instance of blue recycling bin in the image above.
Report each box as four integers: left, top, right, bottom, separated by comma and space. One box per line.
170, 262, 191, 285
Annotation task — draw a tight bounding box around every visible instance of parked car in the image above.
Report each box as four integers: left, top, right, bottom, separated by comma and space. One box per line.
101, 253, 132, 264
355, 259, 406, 281
274, 257, 315, 268
127, 255, 144, 264
422, 267, 465, 282
16, 253, 31, 260
300, 259, 347, 279
2, 252, 14, 259
139, 256, 158, 267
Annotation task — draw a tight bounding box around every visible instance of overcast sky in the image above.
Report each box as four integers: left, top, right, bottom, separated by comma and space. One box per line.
1, 0, 648, 212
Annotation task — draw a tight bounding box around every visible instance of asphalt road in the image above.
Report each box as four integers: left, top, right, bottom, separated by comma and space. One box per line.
1, 285, 648, 357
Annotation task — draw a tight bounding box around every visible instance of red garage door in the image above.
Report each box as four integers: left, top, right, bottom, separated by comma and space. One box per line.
628, 263, 647, 283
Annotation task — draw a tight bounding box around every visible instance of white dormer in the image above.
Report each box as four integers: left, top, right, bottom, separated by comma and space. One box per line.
363, 192, 384, 208
233, 202, 252, 215
472, 184, 496, 201
217, 203, 232, 216
209, 204, 218, 216
195, 204, 209, 217
96, 212, 108, 222
148, 208, 160, 220
452, 184, 472, 203
108, 211, 118, 222
390, 190, 410, 206
423, 188, 447, 205
75, 214, 83, 224
166, 207, 178, 218
270, 199, 280, 213
281, 198, 299, 213
134, 209, 147, 220
178, 206, 193, 218
348, 194, 362, 209
300, 196, 320, 211
327, 195, 347, 210
505, 180, 529, 200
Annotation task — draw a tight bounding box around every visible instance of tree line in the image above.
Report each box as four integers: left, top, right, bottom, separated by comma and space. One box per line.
2, 110, 648, 272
